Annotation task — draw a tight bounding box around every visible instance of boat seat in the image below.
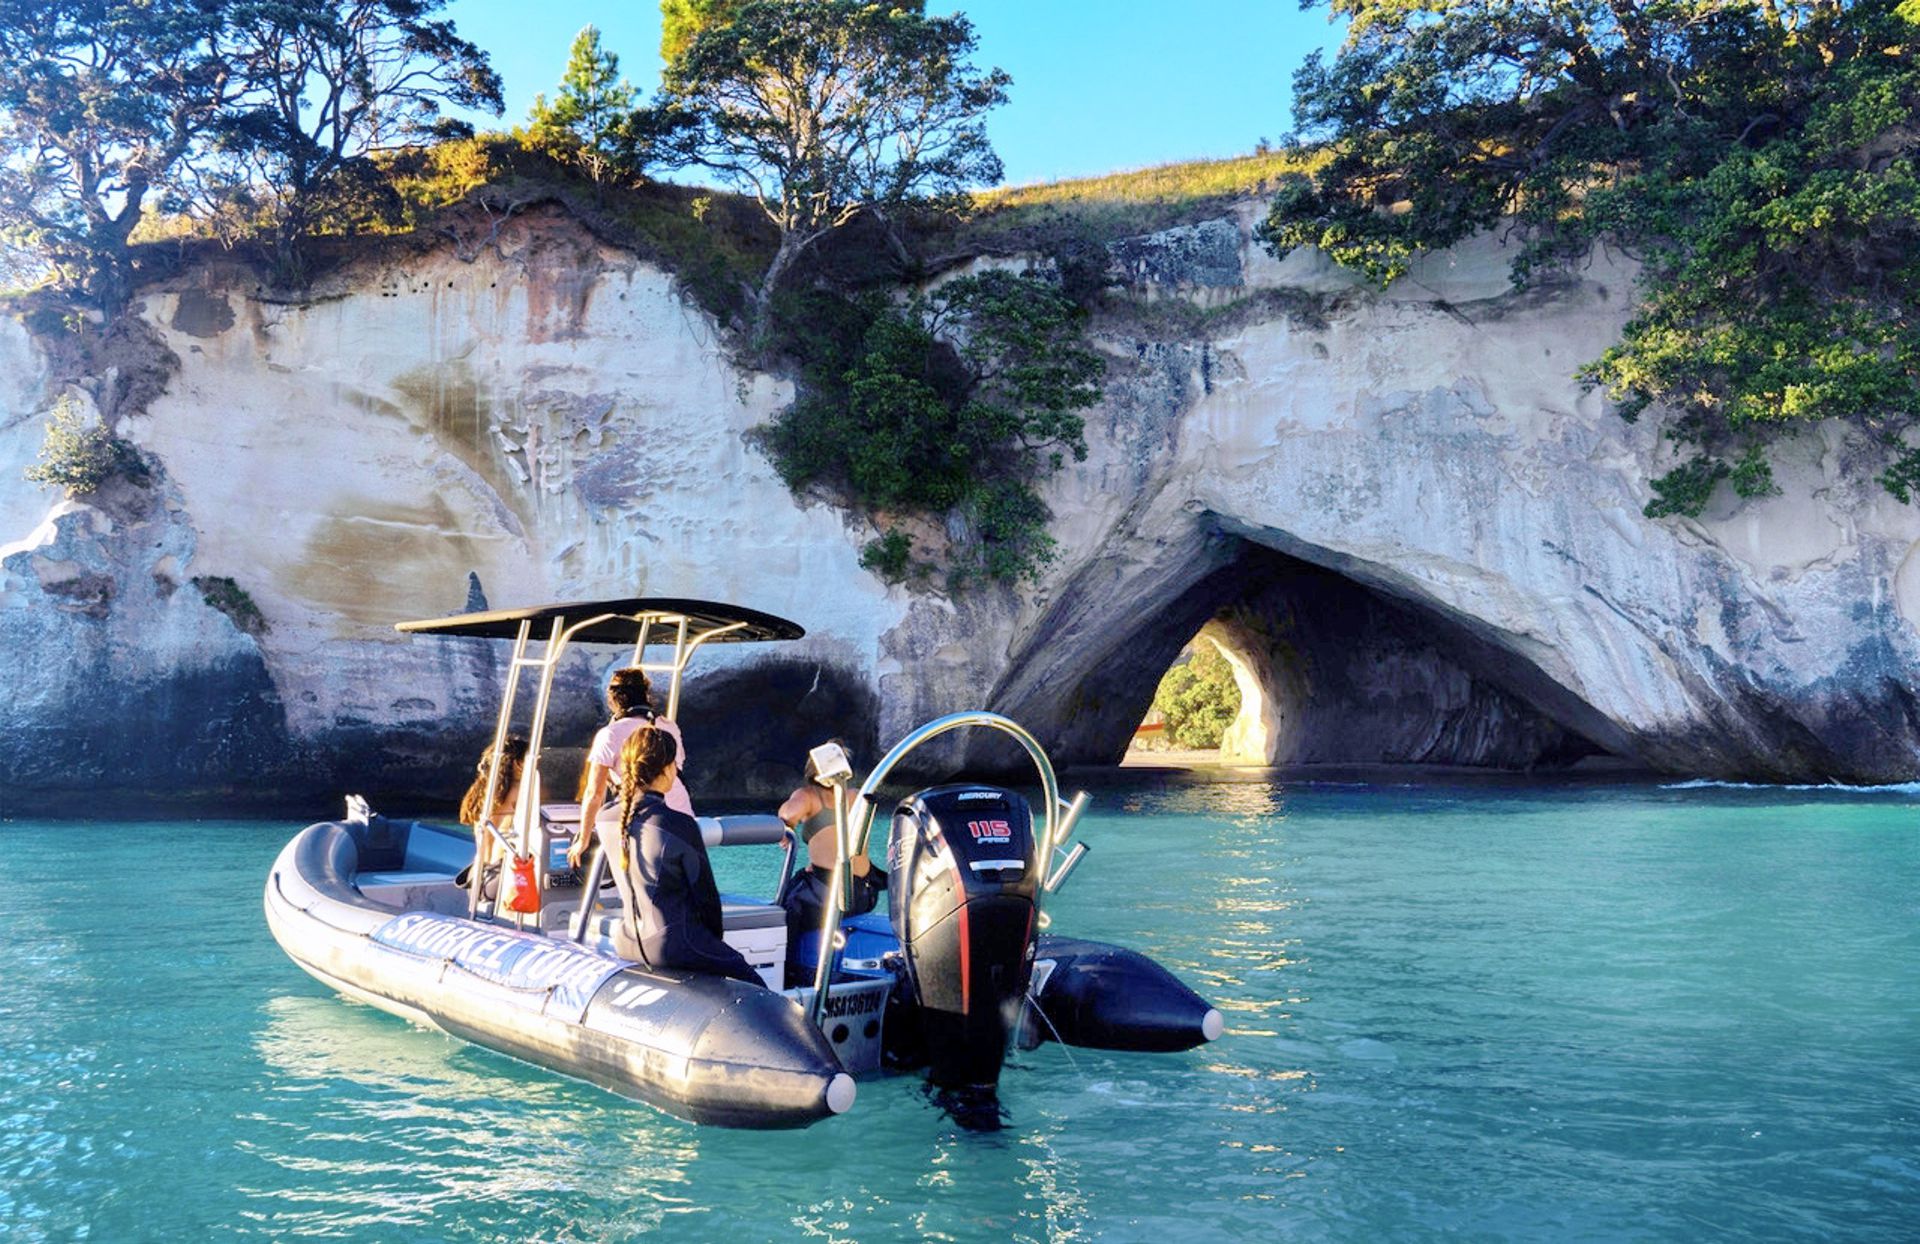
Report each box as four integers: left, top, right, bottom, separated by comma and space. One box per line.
357, 870, 468, 915
401, 821, 478, 874
570, 908, 785, 991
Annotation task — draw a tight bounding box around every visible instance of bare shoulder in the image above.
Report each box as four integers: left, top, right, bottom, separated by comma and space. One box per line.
777, 784, 825, 826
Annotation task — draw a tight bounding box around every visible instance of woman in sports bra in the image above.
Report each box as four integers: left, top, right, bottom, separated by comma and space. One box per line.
776, 741, 887, 971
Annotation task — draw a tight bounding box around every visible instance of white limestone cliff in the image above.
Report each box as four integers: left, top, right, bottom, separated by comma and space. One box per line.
4, 200, 1917, 804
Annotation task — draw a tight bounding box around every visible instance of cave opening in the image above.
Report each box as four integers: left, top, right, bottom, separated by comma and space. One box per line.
1007, 538, 1625, 774
1128, 632, 1264, 764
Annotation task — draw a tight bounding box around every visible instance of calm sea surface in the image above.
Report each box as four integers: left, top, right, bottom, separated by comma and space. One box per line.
3, 777, 1917, 1242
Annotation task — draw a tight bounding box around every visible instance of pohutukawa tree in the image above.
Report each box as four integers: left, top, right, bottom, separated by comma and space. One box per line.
212, 0, 501, 278
1262, 0, 1920, 518
658, 0, 742, 64
0, 0, 234, 315
759, 270, 1103, 584
656, 0, 1011, 328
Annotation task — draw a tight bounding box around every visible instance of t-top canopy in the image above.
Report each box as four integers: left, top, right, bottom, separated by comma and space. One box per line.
395, 597, 805, 644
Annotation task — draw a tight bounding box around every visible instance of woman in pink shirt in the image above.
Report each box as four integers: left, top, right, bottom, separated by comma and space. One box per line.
568, 667, 690, 869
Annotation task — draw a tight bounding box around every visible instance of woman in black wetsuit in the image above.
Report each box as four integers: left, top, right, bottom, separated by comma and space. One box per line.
597, 725, 762, 986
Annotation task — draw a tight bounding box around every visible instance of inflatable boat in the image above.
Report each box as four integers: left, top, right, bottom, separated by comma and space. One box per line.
265, 598, 1220, 1129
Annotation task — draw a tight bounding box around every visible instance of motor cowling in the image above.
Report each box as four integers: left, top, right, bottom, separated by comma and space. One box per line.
888, 784, 1040, 1093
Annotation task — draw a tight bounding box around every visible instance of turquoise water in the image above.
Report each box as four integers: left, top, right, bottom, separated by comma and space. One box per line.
3, 778, 1917, 1242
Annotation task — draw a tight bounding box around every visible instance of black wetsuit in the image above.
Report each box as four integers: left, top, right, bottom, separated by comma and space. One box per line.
782, 864, 888, 956
600, 789, 760, 986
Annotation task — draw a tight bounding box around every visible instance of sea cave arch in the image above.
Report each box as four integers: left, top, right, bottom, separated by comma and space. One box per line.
986, 536, 1631, 774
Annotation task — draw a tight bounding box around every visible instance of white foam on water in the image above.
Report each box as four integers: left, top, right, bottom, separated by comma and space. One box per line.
1662, 778, 1920, 795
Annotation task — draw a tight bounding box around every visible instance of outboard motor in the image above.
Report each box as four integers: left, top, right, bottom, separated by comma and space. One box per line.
888, 784, 1040, 1095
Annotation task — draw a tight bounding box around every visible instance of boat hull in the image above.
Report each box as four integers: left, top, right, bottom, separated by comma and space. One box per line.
264, 817, 853, 1129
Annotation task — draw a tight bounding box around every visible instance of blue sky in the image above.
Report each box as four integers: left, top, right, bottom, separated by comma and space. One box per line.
441, 1, 1346, 186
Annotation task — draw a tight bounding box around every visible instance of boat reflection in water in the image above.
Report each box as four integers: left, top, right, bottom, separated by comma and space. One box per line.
249, 994, 704, 1232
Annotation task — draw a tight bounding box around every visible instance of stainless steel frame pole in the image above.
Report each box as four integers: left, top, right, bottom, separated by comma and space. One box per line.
807, 779, 852, 1025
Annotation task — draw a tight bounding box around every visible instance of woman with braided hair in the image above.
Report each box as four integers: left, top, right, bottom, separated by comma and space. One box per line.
595, 725, 761, 986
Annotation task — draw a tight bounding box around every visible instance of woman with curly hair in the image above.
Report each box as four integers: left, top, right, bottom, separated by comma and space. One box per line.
457, 735, 528, 886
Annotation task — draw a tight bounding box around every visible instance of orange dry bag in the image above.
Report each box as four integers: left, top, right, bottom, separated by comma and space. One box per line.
504, 855, 541, 914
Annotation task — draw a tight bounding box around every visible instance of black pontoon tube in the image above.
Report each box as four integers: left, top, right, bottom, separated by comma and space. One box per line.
1022, 936, 1225, 1054
267, 817, 853, 1128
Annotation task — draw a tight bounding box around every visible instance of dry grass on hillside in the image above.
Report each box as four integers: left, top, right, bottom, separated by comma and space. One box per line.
955, 149, 1319, 250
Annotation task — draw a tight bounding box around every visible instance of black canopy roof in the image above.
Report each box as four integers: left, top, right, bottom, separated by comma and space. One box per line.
395, 597, 804, 644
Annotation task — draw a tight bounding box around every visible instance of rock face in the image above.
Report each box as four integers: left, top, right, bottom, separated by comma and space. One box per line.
975, 208, 1920, 783
5, 200, 1919, 808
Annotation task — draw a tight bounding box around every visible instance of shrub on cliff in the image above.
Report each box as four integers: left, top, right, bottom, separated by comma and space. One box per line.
757, 269, 1102, 586
191, 575, 269, 636
23, 396, 149, 497
1261, 0, 1920, 519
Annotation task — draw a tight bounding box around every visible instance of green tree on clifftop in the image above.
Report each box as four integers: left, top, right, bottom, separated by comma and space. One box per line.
659, 0, 742, 64
210, 0, 501, 279
1262, 0, 1920, 518
527, 26, 639, 187
0, 0, 503, 301
0, 0, 234, 314
655, 0, 1008, 328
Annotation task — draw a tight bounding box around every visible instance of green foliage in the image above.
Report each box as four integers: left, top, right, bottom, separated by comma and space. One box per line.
758, 270, 1102, 586
1729, 444, 1781, 501
211, 0, 503, 278
957, 478, 1057, 584
655, 0, 1008, 321
859, 528, 915, 583
1151, 641, 1243, 750
22, 396, 149, 497
0, 0, 502, 303
526, 26, 640, 186
191, 575, 269, 636
1880, 445, 1920, 502
0, 0, 235, 313
1261, 0, 1920, 513
659, 0, 744, 64
1644, 457, 1731, 520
